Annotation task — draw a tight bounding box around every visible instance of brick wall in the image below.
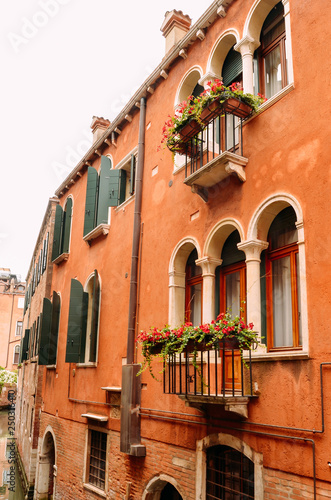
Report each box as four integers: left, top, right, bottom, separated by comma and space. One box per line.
264, 468, 331, 500
39, 412, 197, 500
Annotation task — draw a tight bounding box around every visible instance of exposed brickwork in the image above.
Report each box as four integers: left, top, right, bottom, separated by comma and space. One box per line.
39, 412, 197, 500
264, 468, 331, 500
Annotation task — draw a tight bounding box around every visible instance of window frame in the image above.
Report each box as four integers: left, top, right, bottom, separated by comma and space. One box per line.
185, 251, 203, 325
85, 428, 108, 494
15, 321, 23, 337
13, 344, 20, 365
218, 261, 246, 319
265, 241, 300, 350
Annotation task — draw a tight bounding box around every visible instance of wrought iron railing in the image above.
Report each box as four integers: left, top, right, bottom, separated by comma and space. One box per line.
163, 340, 254, 398
184, 113, 244, 179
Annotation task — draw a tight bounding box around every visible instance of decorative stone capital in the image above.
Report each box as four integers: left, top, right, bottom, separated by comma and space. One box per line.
237, 239, 268, 261
169, 270, 186, 288
234, 35, 260, 56
195, 257, 222, 275
198, 71, 222, 89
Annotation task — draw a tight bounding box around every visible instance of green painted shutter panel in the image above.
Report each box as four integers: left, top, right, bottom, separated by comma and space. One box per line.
97, 156, 112, 226
22, 329, 30, 361
39, 299, 52, 365
83, 167, 98, 236
52, 204, 64, 261
222, 48, 242, 86
49, 291, 60, 365
66, 279, 88, 363
129, 155, 136, 196
62, 198, 72, 253
109, 169, 126, 207
89, 270, 100, 362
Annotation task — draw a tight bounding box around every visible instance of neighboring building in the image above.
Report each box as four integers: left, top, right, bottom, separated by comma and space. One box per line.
0, 268, 25, 371
16, 198, 58, 499
17, 0, 331, 499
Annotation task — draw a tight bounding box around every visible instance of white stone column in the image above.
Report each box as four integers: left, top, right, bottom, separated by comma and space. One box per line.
237, 239, 268, 339
234, 36, 260, 94
282, 0, 294, 85
195, 257, 223, 323
168, 270, 186, 327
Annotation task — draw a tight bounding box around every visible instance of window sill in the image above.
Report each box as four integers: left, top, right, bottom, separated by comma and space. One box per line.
52, 253, 69, 265
76, 362, 97, 368
83, 224, 110, 243
248, 344, 309, 362
83, 483, 106, 498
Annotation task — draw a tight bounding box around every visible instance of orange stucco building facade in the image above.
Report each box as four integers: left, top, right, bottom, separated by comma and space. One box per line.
17, 0, 331, 498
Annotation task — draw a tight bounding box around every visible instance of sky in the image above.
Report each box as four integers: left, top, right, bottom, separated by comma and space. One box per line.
0, 0, 212, 281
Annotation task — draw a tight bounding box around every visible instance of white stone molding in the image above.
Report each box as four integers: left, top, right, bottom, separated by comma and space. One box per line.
196, 29, 205, 41
160, 69, 168, 79
217, 5, 226, 17
125, 114, 133, 123
142, 473, 187, 500
175, 66, 203, 106
198, 71, 222, 89
206, 29, 240, 79
179, 48, 188, 59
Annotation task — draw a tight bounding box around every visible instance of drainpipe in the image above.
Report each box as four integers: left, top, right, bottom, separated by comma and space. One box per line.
5, 294, 15, 368
120, 97, 146, 456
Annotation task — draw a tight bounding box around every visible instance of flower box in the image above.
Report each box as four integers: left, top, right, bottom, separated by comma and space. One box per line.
178, 119, 203, 142
199, 97, 224, 124
167, 141, 200, 158
222, 97, 252, 118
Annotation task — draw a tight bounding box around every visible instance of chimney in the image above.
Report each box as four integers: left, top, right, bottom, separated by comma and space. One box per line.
90, 116, 110, 144
160, 10, 192, 54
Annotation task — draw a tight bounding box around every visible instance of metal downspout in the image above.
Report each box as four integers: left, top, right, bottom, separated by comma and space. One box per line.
127, 97, 146, 364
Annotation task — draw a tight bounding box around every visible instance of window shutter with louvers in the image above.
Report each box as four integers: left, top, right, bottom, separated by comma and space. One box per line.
52, 205, 64, 261
39, 299, 52, 365
66, 279, 88, 363
62, 198, 72, 253
96, 156, 112, 226
89, 270, 100, 362
83, 167, 98, 236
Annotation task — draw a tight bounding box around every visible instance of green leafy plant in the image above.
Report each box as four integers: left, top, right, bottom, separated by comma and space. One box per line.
0, 368, 17, 394
136, 311, 258, 379
160, 79, 266, 154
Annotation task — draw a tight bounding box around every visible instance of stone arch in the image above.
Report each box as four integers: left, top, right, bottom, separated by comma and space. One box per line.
207, 30, 240, 79
204, 218, 245, 259
35, 426, 57, 499
168, 237, 201, 327
196, 432, 263, 499
175, 66, 203, 105
244, 0, 281, 42
247, 193, 303, 242
142, 473, 186, 500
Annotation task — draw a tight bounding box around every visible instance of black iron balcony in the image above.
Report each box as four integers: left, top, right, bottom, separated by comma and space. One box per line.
163, 340, 256, 418
183, 113, 248, 202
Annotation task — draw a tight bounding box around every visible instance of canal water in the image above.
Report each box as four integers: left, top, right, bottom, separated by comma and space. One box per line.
0, 409, 24, 500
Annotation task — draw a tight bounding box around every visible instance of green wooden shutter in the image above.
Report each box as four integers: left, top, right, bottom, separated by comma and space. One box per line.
83, 167, 98, 236
109, 169, 126, 207
222, 47, 242, 86
62, 198, 72, 253
49, 291, 60, 365
43, 232, 49, 272
21, 329, 30, 362
66, 279, 88, 363
96, 156, 112, 226
52, 205, 64, 261
129, 155, 136, 196
39, 299, 52, 365
89, 270, 100, 362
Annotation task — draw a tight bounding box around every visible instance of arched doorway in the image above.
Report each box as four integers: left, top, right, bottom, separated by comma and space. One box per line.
160, 482, 183, 500
36, 430, 56, 499
143, 475, 185, 500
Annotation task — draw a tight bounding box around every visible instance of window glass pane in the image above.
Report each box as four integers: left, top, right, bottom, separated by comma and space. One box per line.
264, 45, 283, 99
190, 283, 202, 325
225, 114, 239, 151
226, 271, 241, 317
272, 256, 293, 347
296, 253, 302, 345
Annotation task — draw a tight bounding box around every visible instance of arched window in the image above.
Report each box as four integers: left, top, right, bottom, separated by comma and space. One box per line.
261, 206, 300, 349
257, 2, 287, 98
222, 47, 242, 151
52, 197, 73, 262
207, 445, 254, 499
13, 345, 20, 365
65, 271, 100, 364
185, 249, 202, 325
216, 230, 246, 318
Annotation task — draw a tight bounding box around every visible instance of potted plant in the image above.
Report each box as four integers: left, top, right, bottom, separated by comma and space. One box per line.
136, 311, 258, 379
161, 82, 266, 155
